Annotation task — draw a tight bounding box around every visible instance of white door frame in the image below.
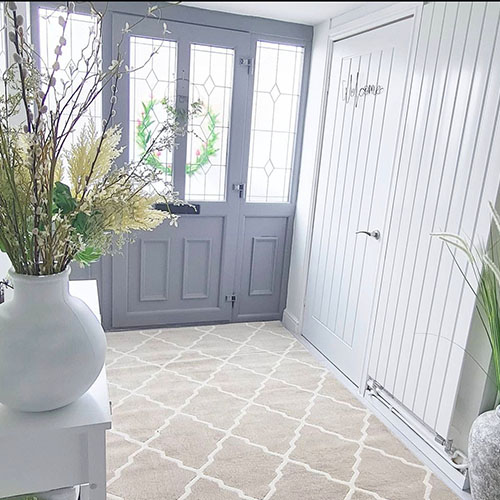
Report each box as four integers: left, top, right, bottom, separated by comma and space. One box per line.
298, 2, 424, 392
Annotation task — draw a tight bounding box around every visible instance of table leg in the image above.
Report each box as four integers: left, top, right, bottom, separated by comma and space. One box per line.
87, 430, 107, 500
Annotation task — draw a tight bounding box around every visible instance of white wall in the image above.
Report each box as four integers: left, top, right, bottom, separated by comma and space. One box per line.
283, 19, 330, 334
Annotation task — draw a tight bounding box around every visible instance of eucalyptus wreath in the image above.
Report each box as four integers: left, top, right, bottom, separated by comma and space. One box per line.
136, 98, 219, 176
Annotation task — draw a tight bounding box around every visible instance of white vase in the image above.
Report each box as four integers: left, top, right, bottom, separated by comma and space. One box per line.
0, 268, 106, 412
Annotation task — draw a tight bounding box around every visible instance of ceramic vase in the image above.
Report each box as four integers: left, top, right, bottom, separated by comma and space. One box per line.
468, 405, 500, 500
0, 268, 106, 412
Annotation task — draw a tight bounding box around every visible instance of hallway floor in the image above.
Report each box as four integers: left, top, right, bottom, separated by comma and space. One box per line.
105, 322, 458, 500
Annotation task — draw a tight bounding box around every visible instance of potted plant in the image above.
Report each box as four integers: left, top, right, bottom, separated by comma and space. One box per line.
0, 2, 197, 412
433, 203, 500, 499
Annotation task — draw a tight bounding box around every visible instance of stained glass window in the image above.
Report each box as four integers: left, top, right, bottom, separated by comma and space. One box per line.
129, 36, 177, 183
185, 44, 234, 202
246, 41, 304, 203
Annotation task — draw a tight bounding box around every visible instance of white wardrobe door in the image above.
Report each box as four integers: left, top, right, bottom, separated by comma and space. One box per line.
368, 1, 500, 438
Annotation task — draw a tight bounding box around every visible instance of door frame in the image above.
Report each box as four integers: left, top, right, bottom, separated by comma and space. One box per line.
297, 2, 423, 391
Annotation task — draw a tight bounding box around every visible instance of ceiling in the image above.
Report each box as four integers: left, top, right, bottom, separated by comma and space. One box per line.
182, 2, 367, 26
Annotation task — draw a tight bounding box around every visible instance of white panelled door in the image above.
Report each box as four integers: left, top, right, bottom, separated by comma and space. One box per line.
303, 19, 412, 385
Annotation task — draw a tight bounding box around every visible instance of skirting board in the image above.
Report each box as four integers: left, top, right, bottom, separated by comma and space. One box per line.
282, 308, 300, 335
281, 321, 471, 500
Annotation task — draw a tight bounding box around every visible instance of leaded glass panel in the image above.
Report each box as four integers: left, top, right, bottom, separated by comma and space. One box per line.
246, 41, 304, 203
38, 7, 101, 145
129, 35, 177, 184
185, 44, 234, 202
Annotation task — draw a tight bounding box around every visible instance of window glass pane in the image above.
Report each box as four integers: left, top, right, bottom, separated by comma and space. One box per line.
38, 7, 101, 146
0, 7, 6, 74
246, 41, 304, 203
185, 44, 234, 202
129, 36, 177, 185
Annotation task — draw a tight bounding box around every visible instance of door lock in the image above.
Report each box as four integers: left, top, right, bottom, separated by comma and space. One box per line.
233, 183, 246, 198
355, 229, 381, 240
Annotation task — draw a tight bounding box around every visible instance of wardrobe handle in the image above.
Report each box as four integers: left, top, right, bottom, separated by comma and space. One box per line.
355, 229, 381, 240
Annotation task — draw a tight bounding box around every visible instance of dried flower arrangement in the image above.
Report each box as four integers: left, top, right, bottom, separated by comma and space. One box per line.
0, 2, 199, 276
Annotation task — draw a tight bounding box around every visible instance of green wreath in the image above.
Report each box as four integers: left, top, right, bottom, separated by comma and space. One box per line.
136, 99, 219, 176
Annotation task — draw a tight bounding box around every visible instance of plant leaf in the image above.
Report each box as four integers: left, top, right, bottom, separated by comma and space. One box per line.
75, 246, 102, 267
72, 211, 90, 235
490, 201, 500, 235
431, 232, 476, 263
484, 254, 500, 288
53, 181, 77, 215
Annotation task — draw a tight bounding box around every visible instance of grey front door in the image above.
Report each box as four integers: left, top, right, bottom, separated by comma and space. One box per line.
111, 16, 251, 328
98, 14, 308, 329
110, 18, 308, 329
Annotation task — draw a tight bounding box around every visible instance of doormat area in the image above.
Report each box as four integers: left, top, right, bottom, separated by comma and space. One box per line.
105, 321, 459, 500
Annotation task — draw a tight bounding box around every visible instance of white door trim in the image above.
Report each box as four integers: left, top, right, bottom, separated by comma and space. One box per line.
297, 2, 424, 393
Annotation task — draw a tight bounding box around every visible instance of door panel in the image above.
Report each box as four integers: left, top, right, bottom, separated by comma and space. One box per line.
236, 217, 288, 320
303, 19, 412, 385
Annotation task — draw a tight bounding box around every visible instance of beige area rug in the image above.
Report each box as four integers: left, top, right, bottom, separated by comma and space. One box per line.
105, 321, 459, 500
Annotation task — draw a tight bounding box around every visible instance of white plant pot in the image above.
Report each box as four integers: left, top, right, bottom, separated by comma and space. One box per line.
0, 268, 106, 412
468, 405, 500, 499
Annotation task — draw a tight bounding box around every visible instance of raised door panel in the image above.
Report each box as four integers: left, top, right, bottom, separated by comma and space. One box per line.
235, 217, 288, 320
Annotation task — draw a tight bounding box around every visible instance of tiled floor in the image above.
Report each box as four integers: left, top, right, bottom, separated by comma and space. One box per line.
105, 321, 459, 500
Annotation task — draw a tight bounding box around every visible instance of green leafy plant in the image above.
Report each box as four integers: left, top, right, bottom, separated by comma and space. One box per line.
136, 99, 218, 176
433, 202, 500, 406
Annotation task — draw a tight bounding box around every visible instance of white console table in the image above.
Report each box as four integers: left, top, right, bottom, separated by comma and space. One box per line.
0, 280, 111, 499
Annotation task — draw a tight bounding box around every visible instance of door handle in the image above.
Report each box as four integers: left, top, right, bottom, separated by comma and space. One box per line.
232, 183, 246, 199
355, 229, 381, 240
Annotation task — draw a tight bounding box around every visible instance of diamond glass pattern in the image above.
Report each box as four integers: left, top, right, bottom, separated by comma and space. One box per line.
185, 44, 234, 202
129, 36, 177, 185
246, 42, 305, 203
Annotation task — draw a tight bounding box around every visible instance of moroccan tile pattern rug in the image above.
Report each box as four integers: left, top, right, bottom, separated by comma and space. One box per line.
105, 321, 459, 500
